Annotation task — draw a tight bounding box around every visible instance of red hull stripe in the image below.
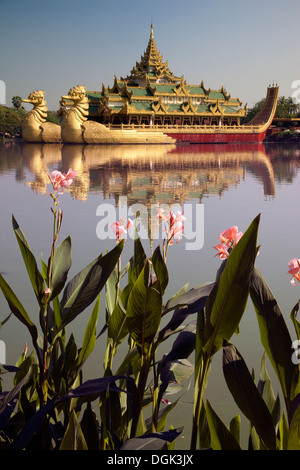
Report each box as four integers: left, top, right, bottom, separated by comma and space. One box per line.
166, 131, 267, 144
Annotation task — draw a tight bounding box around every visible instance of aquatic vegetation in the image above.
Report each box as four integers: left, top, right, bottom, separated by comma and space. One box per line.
1, 170, 300, 450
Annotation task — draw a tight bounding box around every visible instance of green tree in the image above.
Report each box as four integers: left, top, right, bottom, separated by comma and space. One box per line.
46, 110, 61, 124
12, 95, 23, 110
243, 96, 300, 124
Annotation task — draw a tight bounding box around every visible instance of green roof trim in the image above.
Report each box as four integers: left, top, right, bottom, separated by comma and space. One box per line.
188, 86, 205, 95
208, 91, 226, 100
127, 87, 153, 97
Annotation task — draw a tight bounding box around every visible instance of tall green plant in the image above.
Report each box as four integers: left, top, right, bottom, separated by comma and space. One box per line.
191, 215, 260, 449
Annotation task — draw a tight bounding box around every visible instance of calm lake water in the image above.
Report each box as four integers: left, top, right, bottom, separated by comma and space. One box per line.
1, 140, 300, 448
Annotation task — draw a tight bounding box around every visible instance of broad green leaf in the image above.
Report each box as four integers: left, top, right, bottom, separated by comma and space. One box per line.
120, 427, 183, 450
0, 273, 38, 349
49, 235, 72, 299
126, 260, 162, 354
279, 411, 289, 450
290, 300, 300, 341
105, 263, 118, 319
40, 254, 48, 281
151, 245, 169, 294
77, 294, 100, 368
12, 215, 45, 306
203, 214, 260, 356
258, 353, 280, 425
145, 399, 179, 433
162, 282, 214, 315
128, 234, 147, 284
61, 240, 123, 326
205, 399, 241, 450
223, 343, 276, 450
107, 282, 132, 346
80, 403, 100, 450
250, 267, 298, 403
60, 410, 88, 450
287, 404, 300, 449
229, 415, 241, 446
159, 282, 214, 344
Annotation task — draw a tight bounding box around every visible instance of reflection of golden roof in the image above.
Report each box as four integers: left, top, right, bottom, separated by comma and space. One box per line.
13, 142, 277, 203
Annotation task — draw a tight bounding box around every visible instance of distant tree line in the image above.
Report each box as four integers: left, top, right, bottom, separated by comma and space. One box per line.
243, 96, 300, 124
0, 95, 61, 138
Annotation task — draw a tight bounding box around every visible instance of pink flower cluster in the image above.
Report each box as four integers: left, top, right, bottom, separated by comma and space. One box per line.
111, 218, 133, 243
288, 258, 300, 285
158, 208, 185, 245
48, 169, 78, 195
213, 225, 243, 259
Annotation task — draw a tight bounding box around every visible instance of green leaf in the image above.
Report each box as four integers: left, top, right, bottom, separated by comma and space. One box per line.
258, 353, 280, 426
126, 260, 162, 354
61, 240, 124, 326
151, 245, 169, 294
203, 214, 260, 356
287, 404, 300, 449
128, 235, 147, 284
229, 415, 241, 446
0, 312, 11, 330
205, 399, 241, 450
250, 267, 298, 403
49, 235, 72, 299
80, 403, 100, 450
120, 428, 183, 450
223, 343, 277, 450
0, 273, 38, 349
107, 282, 131, 347
290, 300, 300, 341
40, 254, 48, 281
12, 215, 45, 306
60, 410, 88, 450
77, 293, 100, 368
105, 264, 118, 319
279, 411, 289, 450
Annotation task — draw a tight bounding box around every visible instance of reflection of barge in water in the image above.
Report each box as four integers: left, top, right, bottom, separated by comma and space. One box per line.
15, 142, 276, 202
22, 25, 279, 145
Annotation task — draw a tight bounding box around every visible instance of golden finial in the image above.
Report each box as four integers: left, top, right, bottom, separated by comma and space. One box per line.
151, 23, 154, 39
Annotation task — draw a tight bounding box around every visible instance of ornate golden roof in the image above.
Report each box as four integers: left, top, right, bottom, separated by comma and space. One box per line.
122, 24, 180, 84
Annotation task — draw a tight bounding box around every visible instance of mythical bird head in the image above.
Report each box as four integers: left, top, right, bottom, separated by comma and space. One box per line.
22, 90, 46, 106
61, 85, 87, 103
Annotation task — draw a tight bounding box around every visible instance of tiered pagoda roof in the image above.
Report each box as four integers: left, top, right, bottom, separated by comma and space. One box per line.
87, 24, 247, 125
121, 24, 181, 85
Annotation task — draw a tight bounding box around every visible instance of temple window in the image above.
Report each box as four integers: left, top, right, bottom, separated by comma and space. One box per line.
130, 116, 139, 125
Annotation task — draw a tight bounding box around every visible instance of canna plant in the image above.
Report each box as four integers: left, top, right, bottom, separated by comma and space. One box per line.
0, 182, 197, 450
1, 170, 300, 452
190, 221, 300, 450
0, 169, 129, 449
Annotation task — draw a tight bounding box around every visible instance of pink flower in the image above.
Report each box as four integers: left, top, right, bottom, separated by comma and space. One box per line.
158, 208, 185, 245
126, 218, 134, 229
214, 225, 243, 259
157, 208, 165, 219
111, 218, 133, 243
288, 258, 300, 285
48, 168, 78, 194
213, 243, 229, 259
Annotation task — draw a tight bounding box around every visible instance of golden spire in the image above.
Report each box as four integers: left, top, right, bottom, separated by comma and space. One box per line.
123, 23, 178, 84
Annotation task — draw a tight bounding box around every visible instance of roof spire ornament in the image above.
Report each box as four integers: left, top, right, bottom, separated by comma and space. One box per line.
122, 22, 179, 85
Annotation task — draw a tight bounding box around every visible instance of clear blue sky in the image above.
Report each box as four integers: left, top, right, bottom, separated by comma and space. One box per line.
0, 0, 299, 111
